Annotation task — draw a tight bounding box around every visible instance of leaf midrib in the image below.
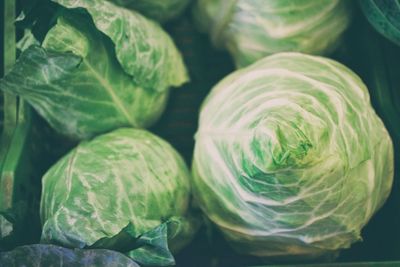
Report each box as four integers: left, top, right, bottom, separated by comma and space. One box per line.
83, 59, 137, 126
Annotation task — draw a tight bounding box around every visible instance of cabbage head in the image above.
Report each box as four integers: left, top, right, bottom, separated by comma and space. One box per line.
0, 0, 188, 139
192, 53, 394, 260
193, 0, 352, 68
359, 0, 400, 46
110, 0, 192, 23
40, 128, 196, 266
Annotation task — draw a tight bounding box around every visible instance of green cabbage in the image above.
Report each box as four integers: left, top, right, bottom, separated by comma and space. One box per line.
359, 0, 400, 46
193, 0, 352, 68
0, 0, 188, 139
110, 0, 192, 23
0, 244, 140, 267
192, 53, 394, 260
40, 128, 196, 266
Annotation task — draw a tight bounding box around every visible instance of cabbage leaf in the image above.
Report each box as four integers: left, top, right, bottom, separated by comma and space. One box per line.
0, 244, 140, 267
359, 0, 400, 46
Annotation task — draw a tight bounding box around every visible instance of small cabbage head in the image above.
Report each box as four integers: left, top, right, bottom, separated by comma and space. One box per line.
40, 128, 196, 266
193, 0, 352, 67
192, 53, 394, 260
109, 0, 192, 23
359, 0, 400, 46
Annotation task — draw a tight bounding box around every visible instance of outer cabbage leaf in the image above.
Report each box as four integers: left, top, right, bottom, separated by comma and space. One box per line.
0, 0, 188, 139
192, 53, 394, 260
359, 0, 400, 46
53, 0, 188, 92
193, 0, 352, 68
0, 244, 140, 267
109, 0, 192, 23
40, 128, 196, 266
0, 14, 168, 139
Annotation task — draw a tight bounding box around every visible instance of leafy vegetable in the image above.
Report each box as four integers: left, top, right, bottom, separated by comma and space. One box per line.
109, 0, 192, 23
53, 0, 188, 92
40, 128, 196, 266
359, 0, 400, 46
0, 0, 188, 139
192, 53, 394, 260
193, 0, 352, 68
0, 244, 140, 267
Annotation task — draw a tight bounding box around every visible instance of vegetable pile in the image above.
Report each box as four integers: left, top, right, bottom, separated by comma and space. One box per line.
0, 0, 398, 266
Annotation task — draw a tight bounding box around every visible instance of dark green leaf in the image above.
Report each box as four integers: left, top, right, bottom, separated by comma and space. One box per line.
359, 0, 400, 46
0, 244, 140, 267
127, 222, 174, 266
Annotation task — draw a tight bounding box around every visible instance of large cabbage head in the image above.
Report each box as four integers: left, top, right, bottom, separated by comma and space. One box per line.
192, 53, 394, 260
359, 0, 400, 46
193, 0, 352, 68
109, 0, 192, 23
0, 0, 188, 139
40, 128, 196, 266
